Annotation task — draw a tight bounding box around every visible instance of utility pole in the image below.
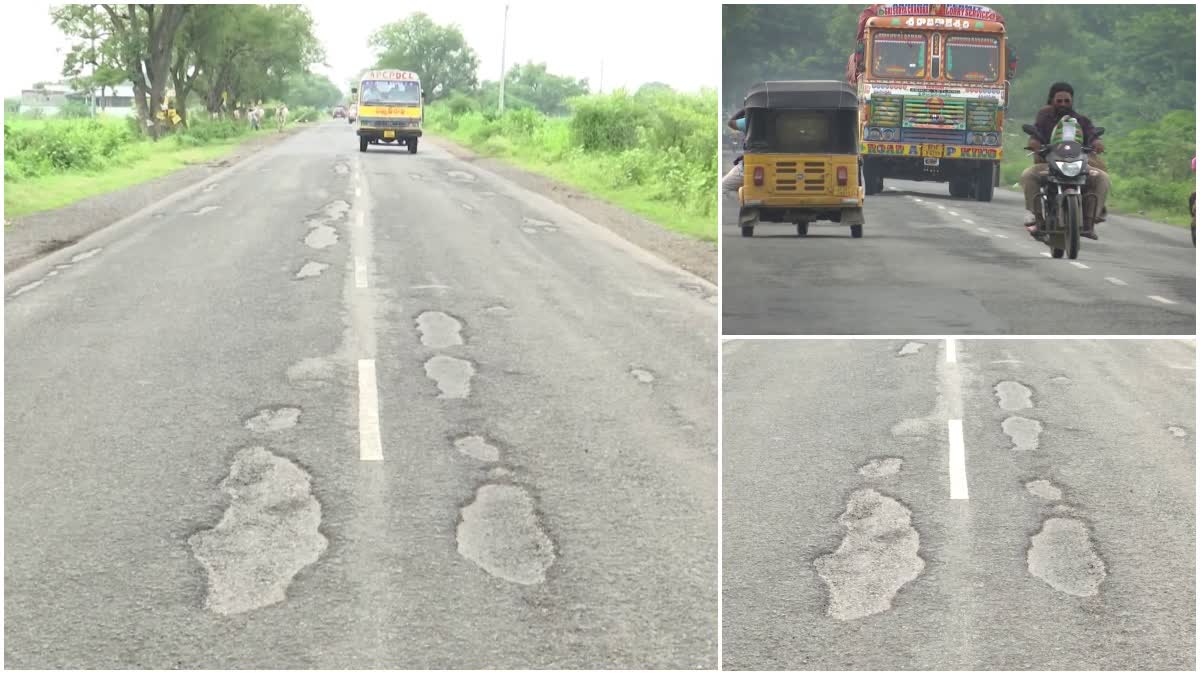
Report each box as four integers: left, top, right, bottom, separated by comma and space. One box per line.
498, 3, 509, 113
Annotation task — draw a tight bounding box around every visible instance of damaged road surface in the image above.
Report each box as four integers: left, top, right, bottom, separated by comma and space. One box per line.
4, 122, 716, 669
722, 339, 1195, 670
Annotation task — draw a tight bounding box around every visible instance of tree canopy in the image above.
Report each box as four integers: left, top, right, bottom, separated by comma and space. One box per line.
368, 13, 480, 100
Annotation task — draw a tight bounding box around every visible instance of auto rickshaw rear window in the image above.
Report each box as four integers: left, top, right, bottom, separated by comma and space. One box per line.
872, 33, 927, 79
747, 109, 857, 154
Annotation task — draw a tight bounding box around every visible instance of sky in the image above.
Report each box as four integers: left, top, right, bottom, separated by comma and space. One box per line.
0, 1, 718, 98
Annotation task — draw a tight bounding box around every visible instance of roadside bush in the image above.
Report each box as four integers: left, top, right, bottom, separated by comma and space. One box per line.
4, 118, 137, 179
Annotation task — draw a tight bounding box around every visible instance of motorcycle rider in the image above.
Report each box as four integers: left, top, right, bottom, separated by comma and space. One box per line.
1021, 82, 1110, 240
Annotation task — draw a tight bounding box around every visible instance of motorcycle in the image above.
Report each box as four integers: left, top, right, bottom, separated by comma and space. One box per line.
1022, 117, 1105, 260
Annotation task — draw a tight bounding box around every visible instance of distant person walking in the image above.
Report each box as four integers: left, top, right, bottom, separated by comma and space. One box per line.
275, 104, 289, 131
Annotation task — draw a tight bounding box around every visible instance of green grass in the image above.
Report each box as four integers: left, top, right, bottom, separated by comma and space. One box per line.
426, 94, 717, 241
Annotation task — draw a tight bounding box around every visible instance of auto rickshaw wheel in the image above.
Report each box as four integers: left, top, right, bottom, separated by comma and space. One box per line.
850, 224, 863, 239
359, 136, 368, 152
796, 221, 809, 237
741, 225, 755, 237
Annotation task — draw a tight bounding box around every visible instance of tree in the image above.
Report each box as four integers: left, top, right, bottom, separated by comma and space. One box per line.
502, 62, 589, 115
53, 5, 124, 112
98, 4, 191, 138
283, 72, 344, 109
369, 13, 480, 100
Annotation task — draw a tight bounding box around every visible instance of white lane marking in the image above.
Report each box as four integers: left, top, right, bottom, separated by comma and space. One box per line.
411, 284, 452, 291
1148, 295, 1177, 305
356, 212, 364, 228
1105, 277, 1128, 286
1040, 252, 1052, 258
355, 257, 368, 288
10, 280, 45, 297
1070, 262, 1090, 269
71, 248, 103, 262
994, 234, 1009, 239
963, 218, 975, 225
948, 419, 969, 500
937, 205, 947, 210
913, 198, 924, 203
358, 359, 384, 461
977, 227, 991, 233
945, 338, 957, 363
355, 186, 362, 197
948, 210, 960, 216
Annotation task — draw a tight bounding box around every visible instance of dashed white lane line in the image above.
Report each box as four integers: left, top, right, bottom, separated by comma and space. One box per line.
963, 218, 975, 225
912, 198, 924, 203
356, 212, 364, 228
945, 338, 957, 363
358, 359, 384, 461
937, 205, 947, 210
1070, 262, 1090, 269
977, 227, 991, 233
10, 280, 45, 297
1149, 295, 1178, 305
994, 234, 1009, 239
948, 210, 960, 216
948, 419, 969, 500
355, 186, 362, 197
355, 257, 369, 288
1040, 251, 1052, 258
1105, 277, 1128, 286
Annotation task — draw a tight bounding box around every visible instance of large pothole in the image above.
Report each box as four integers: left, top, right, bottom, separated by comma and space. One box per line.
457, 483, 555, 585
188, 447, 327, 615
417, 311, 464, 349
1027, 517, 1106, 597
424, 355, 475, 399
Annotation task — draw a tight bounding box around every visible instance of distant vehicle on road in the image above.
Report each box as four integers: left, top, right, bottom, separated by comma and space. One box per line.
347, 103, 357, 124
332, 105, 346, 118
352, 69, 425, 154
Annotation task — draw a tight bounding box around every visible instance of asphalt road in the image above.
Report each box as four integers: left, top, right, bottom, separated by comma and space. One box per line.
4, 122, 717, 669
721, 150, 1197, 335
723, 338, 1196, 670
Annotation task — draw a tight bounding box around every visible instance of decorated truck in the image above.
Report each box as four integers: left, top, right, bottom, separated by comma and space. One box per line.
847, 4, 1016, 201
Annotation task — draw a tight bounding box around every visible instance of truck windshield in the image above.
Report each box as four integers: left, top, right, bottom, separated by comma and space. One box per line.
871, 33, 926, 79
360, 80, 421, 105
945, 36, 1000, 82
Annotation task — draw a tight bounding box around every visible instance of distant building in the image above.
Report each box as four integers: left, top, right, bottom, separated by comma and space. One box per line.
17, 81, 137, 117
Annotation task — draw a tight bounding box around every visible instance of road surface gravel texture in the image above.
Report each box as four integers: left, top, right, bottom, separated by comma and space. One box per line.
721, 149, 1196, 335
4, 122, 717, 669
722, 339, 1195, 670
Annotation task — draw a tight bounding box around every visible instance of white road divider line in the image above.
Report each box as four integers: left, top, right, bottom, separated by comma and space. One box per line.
994, 234, 1009, 239
355, 257, 368, 288
948, 210, 960, 216
913, 198, 924, 202
1149, 295, 1177, 305
945, 338, 957, 363
977, 227, 991, 233
1070, 262, 1090, 269
1105, 277, 1128, 286
1040, 251, 1052, 258
937, 205, 947, 210
948, 419, 969, 500
963, 218, 975, 225
356, 186, 362, 197
358, 360, 384, 461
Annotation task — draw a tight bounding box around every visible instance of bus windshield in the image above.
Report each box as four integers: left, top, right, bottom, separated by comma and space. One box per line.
360, 79, 421, 106
945, 36, 1000, 82
871, 32, 927, 79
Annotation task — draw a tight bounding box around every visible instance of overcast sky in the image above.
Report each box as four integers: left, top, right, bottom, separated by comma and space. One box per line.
1, 1, 718, 98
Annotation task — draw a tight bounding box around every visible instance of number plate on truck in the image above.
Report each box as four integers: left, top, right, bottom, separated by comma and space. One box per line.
384, 130, 396, 139
919, 144, 944, 158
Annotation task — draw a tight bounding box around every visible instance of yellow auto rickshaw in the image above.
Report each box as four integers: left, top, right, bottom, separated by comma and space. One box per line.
738, 80, 865, 238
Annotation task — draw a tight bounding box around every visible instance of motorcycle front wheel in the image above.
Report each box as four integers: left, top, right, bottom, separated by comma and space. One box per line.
1065, 193, 1082, 259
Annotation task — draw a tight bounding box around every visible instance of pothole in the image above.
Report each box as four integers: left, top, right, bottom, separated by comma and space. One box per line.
541, 226, 559, 233
409, 173, 425, 180
424, 355, 475, 399
891, 417, 934, 440
460, 203, 476, 212
488, 466, 513, 480
858, 457, 903, 479
1050, 376, 1072, 385
192, 205, 220, 216
1024, 479, 1062, 501
457, 483, 555, 585
417, 311, 464, 349
71, 248, 103, 262
188, 446, 327, 615
523, 217, 553, 228
287, 358, 335, 389
244, 406, 301, 432
485, 305, 510, 313
1002, 416, 1043, 451
813, 489, 924, 620
995, 381, 1034, 411
334, 163, 350, 175
521, 226, 539, 234
202, 183, 218, 193
304, 225, 339, 249
454, 435, 500, 462
295, 261, 330, 279
1027, 517, 1106, 597
1168, 426, 1188, 438
447, 170, 476, 182
630, 367, 655, 384
320, 200, 350, 221
898, 342, 925, 356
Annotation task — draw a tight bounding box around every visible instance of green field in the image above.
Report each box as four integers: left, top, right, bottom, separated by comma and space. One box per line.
425, 90, 717, 241
4, 110, 318, 220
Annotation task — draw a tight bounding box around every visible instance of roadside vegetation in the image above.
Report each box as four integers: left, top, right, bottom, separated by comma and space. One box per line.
366, 13, 717, 241
724, 4, 1196, 225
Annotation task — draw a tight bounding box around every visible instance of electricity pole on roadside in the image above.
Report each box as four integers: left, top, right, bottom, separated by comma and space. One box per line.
498, 3, 509, 113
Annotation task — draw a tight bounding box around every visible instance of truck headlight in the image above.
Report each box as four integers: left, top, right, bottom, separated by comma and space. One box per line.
1055, 160, 1083, 177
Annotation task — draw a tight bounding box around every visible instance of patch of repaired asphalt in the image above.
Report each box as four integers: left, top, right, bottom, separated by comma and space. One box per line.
454, 435, 501, 462
1002, 416, 1043, 451
295, 261, 330, 279
457, 483, 555, 585
417, 311, 465, 349
424, 355, 475, 399
304, 225, 339, 249
898, 342, 925, 356
245, 406, 301, 432
1168, 426, 1188, 438
813, 489, 924, 620
630, 367, 656, 384
995, 381, 1034, 411
858, 457, 903, 479
1027, 517, 1106, 597
188, 446, 327, 615
1025, 479, 1063, 501
446, 170, 476, 182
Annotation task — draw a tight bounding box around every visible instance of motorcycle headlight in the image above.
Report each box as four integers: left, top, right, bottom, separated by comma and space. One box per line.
1056, 160, 1084, 177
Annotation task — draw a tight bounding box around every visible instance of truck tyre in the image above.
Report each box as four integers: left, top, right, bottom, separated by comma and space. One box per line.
359, 136, 368, 152
973, 165, 995, 202
408, 138, 418, 154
